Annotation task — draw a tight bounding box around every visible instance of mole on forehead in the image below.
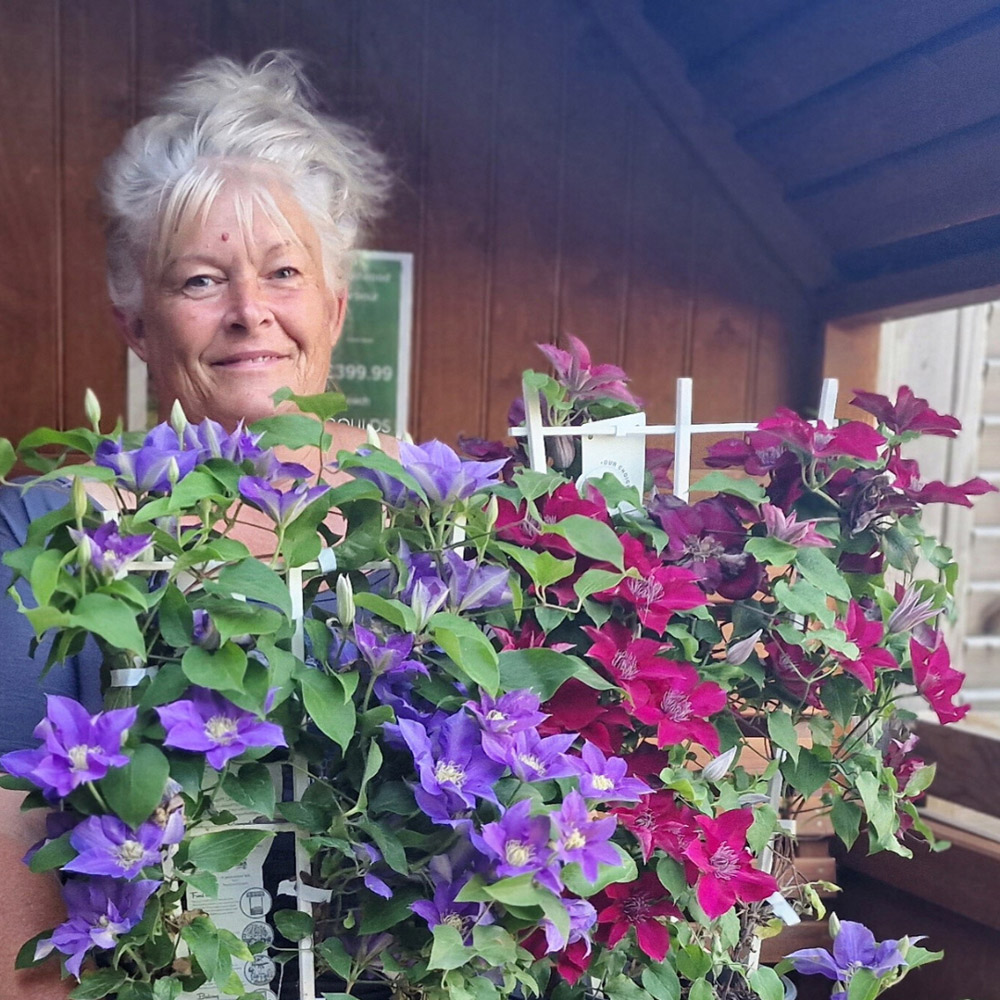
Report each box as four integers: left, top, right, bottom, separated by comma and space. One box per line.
221, 232, 230, 242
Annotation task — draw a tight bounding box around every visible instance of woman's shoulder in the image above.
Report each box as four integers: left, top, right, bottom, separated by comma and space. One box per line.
0, 479, 71, 549
331, 424, 400, 460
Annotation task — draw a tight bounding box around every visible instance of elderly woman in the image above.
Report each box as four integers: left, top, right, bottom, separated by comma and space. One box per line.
0, 51, 392, 997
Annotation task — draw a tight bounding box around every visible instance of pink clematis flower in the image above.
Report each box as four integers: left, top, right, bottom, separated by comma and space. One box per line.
629, 664, 728, 755
909, 636, 969, 725
851, 386, 961, 437
683, 809, 778, 919
595, 871, 682, 962
834, 601, 899, 691
760, 503, 833, 548
537, 334, 641, 406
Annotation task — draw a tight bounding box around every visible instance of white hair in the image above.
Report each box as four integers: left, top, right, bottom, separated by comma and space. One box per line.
102, 51, 391, 315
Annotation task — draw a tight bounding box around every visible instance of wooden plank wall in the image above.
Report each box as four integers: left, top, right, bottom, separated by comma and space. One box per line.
0, 0, 817, 448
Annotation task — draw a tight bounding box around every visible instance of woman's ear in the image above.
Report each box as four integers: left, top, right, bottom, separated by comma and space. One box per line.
113, 307, 148, 362
329, 292, 348, 348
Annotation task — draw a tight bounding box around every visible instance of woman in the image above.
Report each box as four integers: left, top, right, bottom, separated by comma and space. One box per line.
0, 51, 392, 997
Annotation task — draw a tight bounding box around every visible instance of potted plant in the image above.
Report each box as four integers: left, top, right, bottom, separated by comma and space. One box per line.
0, 342, 984, 1000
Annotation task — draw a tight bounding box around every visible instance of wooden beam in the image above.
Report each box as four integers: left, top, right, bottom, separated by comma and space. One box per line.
584, 0, 835, 292
814, 244, 1000, 322
913, 719, 1000, 821
744, 15, 1000, 191
694, 0, 1000, 131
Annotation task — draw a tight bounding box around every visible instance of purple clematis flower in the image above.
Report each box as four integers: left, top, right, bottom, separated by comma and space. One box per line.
786, 920, 908, 1000
184, 417, 312, 480
540, 895, 598, 954
575, 742, 652, 803
69, 522, 152, 579
760, 503, 833, 548
551, 790, 620, 883
397, 712, 504, 821
398, 439, 507, 505
354, 625, 428, 678
36, 877, 160, 978
477, 799, 562, 892
238, 476, 330, 528
410, 876, 492, 944
156, 687, 286, 770
346, 449, 410, 507
0, 696, 135, 799
64, 815, 164, 879
465, 690, 547, 737
95, 424, 200, 493
441, 550, 512, 613
484, 728, 580, 782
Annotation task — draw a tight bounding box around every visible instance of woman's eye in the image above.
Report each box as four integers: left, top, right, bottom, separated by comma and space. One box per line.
272, 266, 299, 280
183, 275, 216, 290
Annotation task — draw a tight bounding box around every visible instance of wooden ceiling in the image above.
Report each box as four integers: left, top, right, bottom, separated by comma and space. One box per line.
590, 0, 1000, 320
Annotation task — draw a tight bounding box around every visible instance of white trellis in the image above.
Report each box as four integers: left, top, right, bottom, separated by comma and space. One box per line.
511, 375, 839, 500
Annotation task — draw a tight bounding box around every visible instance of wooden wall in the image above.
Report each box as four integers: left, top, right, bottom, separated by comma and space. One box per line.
0, 0, 818, 448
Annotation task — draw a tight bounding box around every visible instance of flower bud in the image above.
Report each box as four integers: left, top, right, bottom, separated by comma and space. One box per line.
702, 746, 738, 782
829, 911, 841, 939
169, 398, 189, 439
167, 457, 181, 489
365, 425, 381, 449
83, 388, 101, 431
547, 434, 576, 471
726, 629, 763, 665
336, 575, 356, 628
484, 494, 499, 533
72, 476, 88, 523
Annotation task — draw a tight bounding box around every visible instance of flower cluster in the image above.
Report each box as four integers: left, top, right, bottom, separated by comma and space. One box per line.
0, 360, 970, 1000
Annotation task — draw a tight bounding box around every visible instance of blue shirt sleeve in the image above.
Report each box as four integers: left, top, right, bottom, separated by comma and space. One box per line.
0, 482, 103, 754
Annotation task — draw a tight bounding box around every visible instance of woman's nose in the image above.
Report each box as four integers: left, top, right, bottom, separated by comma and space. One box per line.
225, 279, 272, 332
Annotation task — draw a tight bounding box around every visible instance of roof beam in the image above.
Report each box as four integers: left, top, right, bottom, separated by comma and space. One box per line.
585, 0, 835, 291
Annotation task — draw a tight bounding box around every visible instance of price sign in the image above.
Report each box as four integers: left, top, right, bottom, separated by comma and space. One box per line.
332, 251, 413, 437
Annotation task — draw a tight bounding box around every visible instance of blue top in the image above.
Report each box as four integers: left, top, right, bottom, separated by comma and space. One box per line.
0, 482, 103, 754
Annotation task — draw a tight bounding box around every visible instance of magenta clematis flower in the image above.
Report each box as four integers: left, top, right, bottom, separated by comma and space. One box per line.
683, 809, 778, 919
629, 665, 728, 755
398, 439, 507, 505
64, 815, 164, 879
69, 522, 152, 579
95, 423, 201, 493
0, 696, 135, 799
156, 687, 286, 769
594, 535, 707, 634
887, 456, 996, 508
786, 920, 907, 1000
614, 790, 700, 865
851, 386, 961, 438
757, 408, 886, 462
491, 618, 573, 653
909, 636, 969, 725
575, 742, 651, 803
477, 798, 561, 891
536, 334, 641, 406
760, 503, 833, 548
834, 601, 899, 691
36, 877, 160, 978
583, 620, 677, 703
238, 476, 330, 527
595, 871, 682, 962
551, 790, 620, 882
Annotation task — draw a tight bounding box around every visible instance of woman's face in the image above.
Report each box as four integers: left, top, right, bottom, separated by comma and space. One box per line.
123, 183, 345, 429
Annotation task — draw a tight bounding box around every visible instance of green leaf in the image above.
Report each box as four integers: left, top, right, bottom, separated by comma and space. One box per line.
427, 924, 472, 971
179, 870, 219, 898
497, 648, 614, 700
68, 969, 129, 1000
29, 548, 65, 607
690, 471, 767, 503
783, 747, 830, 799
773, 578, 835, 628
831, 795, 863, 850
272, 387, 348, 423
358, 888, 421, 934
205, 559, 294, 618
845, 968, 881, 1000
299, 669, 356, 751
642, 963, 681, 1000
358, 818, 408, 875
204, 598, 285, 643
429, 612, 500, 695
496, 543, 575, 590
353, 592, 415, 632
604, 974, 650, 1000
188, 829, 272, 872
222, 762, 276, 820
767, 710, 801, 764
573, 567, 625, 602
28, 831, 76, 873
181, 916, 226, 984
273, 909, 314, 941
821, 674, 859, 729
687, 978, 715, 1000
542, 515, 623, 569
0, 437, 15, 479
317, 936, 353, 979
744, 536, 797, 566
181, 643, 248, 692
250, 413, 329, 450
655, 856, 688, 899
796, 546, 852, 602
748, 966, 785, 1000
856, 771, 897, 848
70, 593, 146, 654
100, 744, 170, 829
472, 925, 518, 966
157, 584, 193, 647
561, 844, 637, 896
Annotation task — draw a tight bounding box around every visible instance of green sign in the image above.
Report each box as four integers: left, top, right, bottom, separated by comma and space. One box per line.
332, 251, 413, 437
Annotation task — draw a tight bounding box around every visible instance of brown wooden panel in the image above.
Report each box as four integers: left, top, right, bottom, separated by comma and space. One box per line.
745, 16, 1000, 191
0, 0, 60, 441
556, 13, 633, 370
794, 124, 1000, 253
60, 0, 132, 429
620, 102, 696, 426
694, 0, 1000, 131
482, 0, 564, 440
278, 0, 359, 112
135, 0, 213, 108
913, 720, 1000, 820
413, 0, 495, 442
